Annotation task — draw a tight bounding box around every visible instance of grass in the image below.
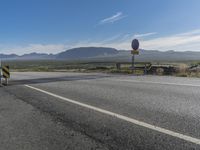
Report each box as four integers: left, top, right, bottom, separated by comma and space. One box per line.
1, 60, 116, 72
1, 60, 200, 78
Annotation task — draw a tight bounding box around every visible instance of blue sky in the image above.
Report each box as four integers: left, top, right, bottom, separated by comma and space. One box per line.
1, 0, 200, 54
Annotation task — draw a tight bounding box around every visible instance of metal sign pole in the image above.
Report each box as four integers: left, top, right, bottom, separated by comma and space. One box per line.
131, 39, 139, 74
132, 54, 135, 74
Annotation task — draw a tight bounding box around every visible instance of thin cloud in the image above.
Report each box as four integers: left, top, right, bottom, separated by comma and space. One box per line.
68, 29, 200, 51
99, 12, 126, 24
177, 29, 200, 36
134, 32, 157, 38
100, 34, 123, 43
2, 44, 67, 55
141, 30, 200, 51
2, 29, 200, 55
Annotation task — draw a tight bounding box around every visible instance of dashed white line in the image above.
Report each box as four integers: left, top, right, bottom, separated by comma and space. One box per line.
25, 84, 200, 145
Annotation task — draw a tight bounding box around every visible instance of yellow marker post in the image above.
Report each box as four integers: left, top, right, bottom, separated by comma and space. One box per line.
2, 66, 10, 85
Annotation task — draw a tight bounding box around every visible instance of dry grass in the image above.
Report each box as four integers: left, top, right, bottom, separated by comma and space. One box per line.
3, 60, 200, 78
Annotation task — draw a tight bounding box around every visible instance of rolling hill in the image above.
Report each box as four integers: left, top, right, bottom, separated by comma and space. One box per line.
56, 47, 118, 59
1, 47, 200, 62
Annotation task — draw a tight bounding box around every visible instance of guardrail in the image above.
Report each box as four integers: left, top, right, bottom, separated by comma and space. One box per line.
115, 62, 152, 74
67, 61, 152, 75
73, 62, 176, 75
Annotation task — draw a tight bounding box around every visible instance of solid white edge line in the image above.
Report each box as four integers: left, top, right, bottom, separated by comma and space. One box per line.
111, 79, 200, 87
25, 84, 200, 145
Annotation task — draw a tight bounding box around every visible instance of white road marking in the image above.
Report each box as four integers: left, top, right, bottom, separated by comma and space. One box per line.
111, 79, 200, 87
25, 84, 200, 145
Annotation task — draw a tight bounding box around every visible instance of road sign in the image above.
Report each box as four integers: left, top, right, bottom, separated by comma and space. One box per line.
131, 39, 140, 74
131, 39, 139, 51
131, 50, 139, 55
2, 66, 10, 78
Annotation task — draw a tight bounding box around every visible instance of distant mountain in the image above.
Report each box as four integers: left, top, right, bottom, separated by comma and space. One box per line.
0, 53, 55, 60
90, 49, 200, 62
20, 52, 54, 60
56, 47, 118, 59
1, 47, 200, 62
134, 49, 200, 62
0, 54, 18, 59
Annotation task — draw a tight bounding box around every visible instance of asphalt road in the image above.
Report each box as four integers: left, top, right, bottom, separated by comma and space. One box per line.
1, 72, 200, 150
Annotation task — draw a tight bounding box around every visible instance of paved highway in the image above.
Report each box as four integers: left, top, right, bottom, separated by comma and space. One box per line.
1, 72, 200, 150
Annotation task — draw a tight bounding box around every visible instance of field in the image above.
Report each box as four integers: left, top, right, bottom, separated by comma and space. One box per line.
2, 60, 116, 72
2, 60, 200, 77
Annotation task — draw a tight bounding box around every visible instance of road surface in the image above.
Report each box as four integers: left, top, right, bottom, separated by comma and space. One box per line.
1, 72, 200, 150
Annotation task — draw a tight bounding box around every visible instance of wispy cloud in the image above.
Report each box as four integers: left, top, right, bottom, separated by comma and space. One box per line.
133, 32, 157, 38
2, 29, 200, 55
1, 44, 67, 55
100, 34, 123, 43
99, 12, 126, 24
141, 30, 200, 51
68, 29, 200, 51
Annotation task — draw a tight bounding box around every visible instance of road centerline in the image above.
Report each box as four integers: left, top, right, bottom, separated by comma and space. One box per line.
24, 84, 200, 145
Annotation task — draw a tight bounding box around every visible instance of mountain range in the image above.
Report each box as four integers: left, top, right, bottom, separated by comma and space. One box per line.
1, 47, 200, 62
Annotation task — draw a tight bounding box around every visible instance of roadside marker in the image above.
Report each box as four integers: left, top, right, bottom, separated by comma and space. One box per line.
25, 84, 200, 145
2, 65, 10, 85
2, 65, 10, 79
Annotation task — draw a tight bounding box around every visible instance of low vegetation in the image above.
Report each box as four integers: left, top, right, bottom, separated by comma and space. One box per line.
2, 60, 200, 78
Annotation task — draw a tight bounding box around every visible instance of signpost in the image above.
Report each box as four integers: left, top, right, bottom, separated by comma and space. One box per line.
131, 39, 139, 73
0, 58, 10, 86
